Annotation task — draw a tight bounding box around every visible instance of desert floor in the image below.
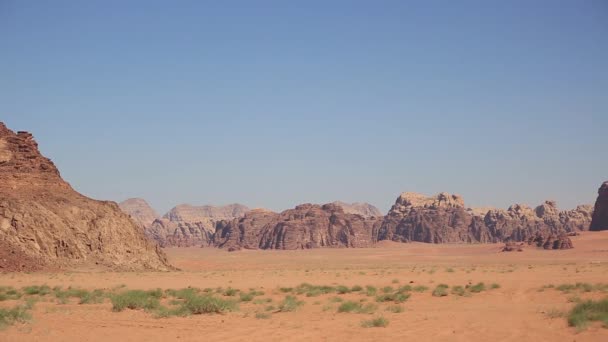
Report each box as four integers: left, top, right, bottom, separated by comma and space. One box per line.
1, 231, 608, 342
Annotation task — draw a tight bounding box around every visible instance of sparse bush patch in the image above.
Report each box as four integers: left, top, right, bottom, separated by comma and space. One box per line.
432, 284, 449, 297
278, 295, 303, 312
361, 316, 389, 328
567, 298, 608, 331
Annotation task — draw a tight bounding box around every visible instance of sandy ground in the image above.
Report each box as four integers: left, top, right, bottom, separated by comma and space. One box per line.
1, 231, 608, 342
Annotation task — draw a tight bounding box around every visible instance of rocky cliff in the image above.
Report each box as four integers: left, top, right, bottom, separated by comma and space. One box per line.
378, 192, 593, 244
145, 203, 250, 247
331, 201, 383, 217
214, 204, 381, 250
119, 198, 158, 228
590, 181, 608, 231
0, 122, 171, 271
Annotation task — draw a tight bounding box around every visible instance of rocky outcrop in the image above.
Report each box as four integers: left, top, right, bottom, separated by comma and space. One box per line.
590, 181, 608, 231
119, 198, 159, 228
331, 201, 382, 217
378, 192, 593, 245
527, 231, 573, 250
144, 203, 250, 247
146, 218, 214, 247
214, 209, 279, 250
164, 203, 249, 222
0, 122, 171, 271
378, 192, 489, 243
214, 204, 381, 250
259, 203, 381, 249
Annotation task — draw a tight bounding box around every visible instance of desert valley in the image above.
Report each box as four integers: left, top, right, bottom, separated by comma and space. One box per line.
0, 121, 607, 341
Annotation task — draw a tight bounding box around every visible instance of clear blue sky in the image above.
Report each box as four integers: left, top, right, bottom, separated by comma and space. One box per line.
1, 0, 606, 214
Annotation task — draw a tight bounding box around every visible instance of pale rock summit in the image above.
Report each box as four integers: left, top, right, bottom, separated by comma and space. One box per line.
119, 198, 159, 228
331, 201, 382, 217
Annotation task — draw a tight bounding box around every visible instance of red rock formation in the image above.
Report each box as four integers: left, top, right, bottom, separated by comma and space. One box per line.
590, 181, 608, 231
379, 192, 592, 245
214, 204, 381, 250
0, 122, 171, 271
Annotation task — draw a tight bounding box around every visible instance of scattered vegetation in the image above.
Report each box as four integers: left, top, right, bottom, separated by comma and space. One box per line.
0, 304, 31, 329
111, 290, 162, 312
278, 295, 303, 312
361, 316, 389, 328
385, 305, 404, 313
432, 284, 449, 297
567, 298, 608, 331
337, 301, 377, 314
255, 312, 271, 319
413, 285, 428, 293
467, 282, 486, 293
451, 286, 466, 296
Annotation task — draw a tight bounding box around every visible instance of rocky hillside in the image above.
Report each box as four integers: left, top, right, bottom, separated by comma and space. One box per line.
0, 122, 171, 271
331, 201, 382, 217
145, 203, 249, 247
119, 198, 158, 228
215, 203, 381, 250
590, 181, 608, 231
378, 192, 593, 244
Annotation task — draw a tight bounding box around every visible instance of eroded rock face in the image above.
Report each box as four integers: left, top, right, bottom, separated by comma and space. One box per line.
378, 192, 593, 245
164, 203, 249, 222
590, 181, 608, 231
214, 209, 279, 250
331, 201, 383, 217
258, 203, 381, 250
214, 204, 381, 250
146, 203, 250, 247
378, 192, 492, 243
528, 232, 573, 250
119, 198, 159, 228
0, 122, 171, 271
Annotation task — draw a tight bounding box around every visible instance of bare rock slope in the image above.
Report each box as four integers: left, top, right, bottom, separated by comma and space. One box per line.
331, 201, 382, 217
590, 181, 608, 231
0, 122, 171, 271
378, 192, 593, 245
215, 203, 381, 250
146, 203, 249, 247
119, 198, 158, 228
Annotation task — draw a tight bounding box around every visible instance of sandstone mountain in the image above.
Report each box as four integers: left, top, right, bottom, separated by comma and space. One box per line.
145, 203, 249, 247
215, 203, 381, 250
0, 122, 171, 271
590, 181, 608, 231
331, 201, 383, 217
119, 198, 158, 228
378, 192, 593, 244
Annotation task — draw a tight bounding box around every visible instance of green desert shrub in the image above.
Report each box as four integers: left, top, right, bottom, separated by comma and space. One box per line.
490, 283, 501, 289
351, 285, 363, 292
385, 305, 404, 313
567, 298, 608, 330
432, 284, 449, 297
361, 316, 389, 328
255, 312, 271, 319
23, 285, 51, 296
467, 282, 486, 293
413, 285, 428, 293
111, 290, 161, 312
451, 286, 466, 296
365, 286, 377, 296
336, 285, 351, 294
278, 295, 303, 312
0, 305, 31, 328
180, 295, 237, 314
0, 287, 22, 301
